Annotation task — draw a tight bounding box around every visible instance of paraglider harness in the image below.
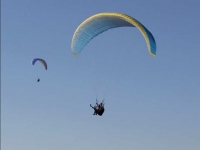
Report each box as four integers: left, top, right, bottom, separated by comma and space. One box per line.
90, 99, 105, 116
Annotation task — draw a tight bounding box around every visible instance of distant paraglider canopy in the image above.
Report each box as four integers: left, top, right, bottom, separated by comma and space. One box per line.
32, 58, 47, 82
32, 58, 47, 70
71, 12, 156, 56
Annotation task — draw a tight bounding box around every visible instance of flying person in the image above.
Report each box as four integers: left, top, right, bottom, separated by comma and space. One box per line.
90, 99, 105, 116
90, 99, 99, 115
98, 101, 105, 116
37, 78, 40, 82
90, 104, 98, 115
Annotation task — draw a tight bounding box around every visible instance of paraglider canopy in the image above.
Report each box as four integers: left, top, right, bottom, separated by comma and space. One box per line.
71, 12, 156, 56
32, 58, 47, 70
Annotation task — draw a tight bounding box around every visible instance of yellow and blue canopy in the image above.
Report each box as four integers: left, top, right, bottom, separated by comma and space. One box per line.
71, 12, 156, 56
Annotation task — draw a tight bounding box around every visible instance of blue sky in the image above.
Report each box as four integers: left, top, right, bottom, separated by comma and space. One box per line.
2, 0, 200, 150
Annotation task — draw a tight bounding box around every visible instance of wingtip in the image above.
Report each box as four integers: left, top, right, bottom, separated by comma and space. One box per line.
150, 52, 156, 57
73, 52, 79, 56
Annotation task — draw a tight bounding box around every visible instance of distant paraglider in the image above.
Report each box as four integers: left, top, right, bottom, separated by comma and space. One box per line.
32, 58, 47, 82
71, 12, 156, 56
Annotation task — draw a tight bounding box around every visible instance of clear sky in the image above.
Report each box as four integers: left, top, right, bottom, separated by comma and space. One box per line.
2, 0, 200, 150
